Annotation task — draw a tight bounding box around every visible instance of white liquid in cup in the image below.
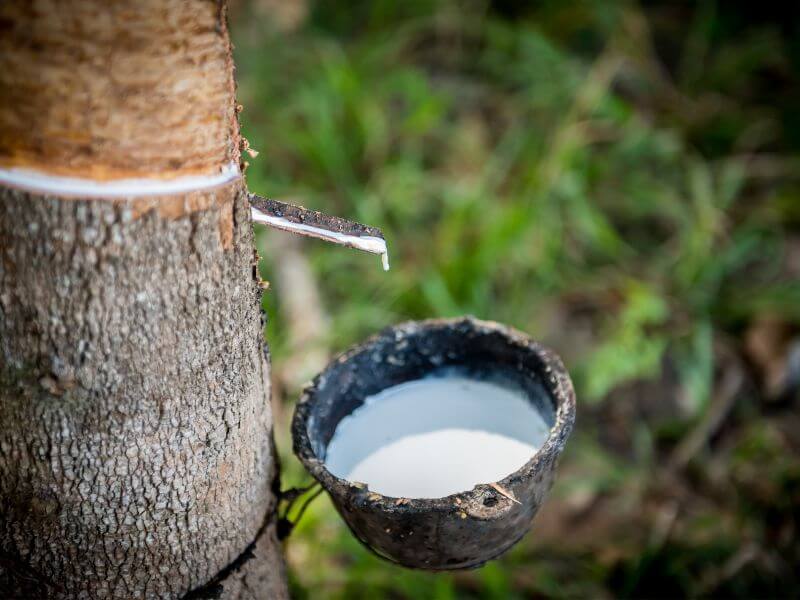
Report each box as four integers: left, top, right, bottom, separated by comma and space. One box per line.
324, 375, 551, 498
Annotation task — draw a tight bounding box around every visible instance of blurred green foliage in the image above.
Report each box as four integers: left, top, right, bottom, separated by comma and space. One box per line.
232, 0, 800, 597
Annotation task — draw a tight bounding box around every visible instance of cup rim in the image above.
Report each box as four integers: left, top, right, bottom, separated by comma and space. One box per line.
291, 315, 576, 514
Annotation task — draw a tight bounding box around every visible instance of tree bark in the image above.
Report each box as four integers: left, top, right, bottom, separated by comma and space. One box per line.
0, 1, 288, 598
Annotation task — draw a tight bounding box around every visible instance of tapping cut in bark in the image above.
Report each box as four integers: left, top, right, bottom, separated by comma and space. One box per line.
0, 163, 241, 198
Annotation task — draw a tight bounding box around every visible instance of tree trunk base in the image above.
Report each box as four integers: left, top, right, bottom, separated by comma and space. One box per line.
186, 521, 288, 600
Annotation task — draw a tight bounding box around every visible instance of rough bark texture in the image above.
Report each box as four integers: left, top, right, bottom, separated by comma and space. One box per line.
0, 0, 240, 179
0, 182, 288, 599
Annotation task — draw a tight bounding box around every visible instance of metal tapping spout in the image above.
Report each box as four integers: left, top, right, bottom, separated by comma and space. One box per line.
249, 194, 390, 271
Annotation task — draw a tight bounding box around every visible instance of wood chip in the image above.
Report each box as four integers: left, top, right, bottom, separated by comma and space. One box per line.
489, 482, 521, 505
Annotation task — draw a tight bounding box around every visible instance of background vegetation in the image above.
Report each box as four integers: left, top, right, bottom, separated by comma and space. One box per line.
232, 1, 800, 597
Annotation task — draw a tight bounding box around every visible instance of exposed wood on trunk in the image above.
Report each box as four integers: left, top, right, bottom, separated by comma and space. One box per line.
0, 0, 240, 180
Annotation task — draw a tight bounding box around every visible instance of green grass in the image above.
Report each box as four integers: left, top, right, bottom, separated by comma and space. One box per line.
232, 1, 800, 597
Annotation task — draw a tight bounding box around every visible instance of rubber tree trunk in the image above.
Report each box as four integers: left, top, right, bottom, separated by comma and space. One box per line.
0, 1, 288, 598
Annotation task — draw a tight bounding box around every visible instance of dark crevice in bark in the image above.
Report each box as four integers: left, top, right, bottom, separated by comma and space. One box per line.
182, 509, 274, 600
0, 549, 64, 596
183, 385, 284, 600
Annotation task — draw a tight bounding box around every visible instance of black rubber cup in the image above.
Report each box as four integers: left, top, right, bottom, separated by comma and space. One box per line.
292, 316, 576, 570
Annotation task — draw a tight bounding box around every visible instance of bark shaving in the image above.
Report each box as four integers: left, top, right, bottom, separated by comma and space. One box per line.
0, 182, 287, 599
